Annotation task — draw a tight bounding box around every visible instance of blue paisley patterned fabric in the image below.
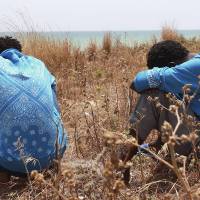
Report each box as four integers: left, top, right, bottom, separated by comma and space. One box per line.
0, 48, 67, 174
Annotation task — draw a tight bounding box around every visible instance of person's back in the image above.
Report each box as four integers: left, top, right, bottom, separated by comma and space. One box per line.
0, 37, 67, 177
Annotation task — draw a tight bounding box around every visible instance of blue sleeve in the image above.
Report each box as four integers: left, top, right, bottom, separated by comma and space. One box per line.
132, 67, 167, 92
132, 55, 200, 95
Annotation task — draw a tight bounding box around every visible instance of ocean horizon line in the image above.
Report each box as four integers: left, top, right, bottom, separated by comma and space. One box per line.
1, 30, 200, 48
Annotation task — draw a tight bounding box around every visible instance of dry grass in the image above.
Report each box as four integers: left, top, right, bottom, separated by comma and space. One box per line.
1, 27, 200, 200
161, 25, 181, 41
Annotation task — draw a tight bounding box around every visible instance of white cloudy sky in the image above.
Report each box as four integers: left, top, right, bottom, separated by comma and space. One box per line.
0, 0, 199, 31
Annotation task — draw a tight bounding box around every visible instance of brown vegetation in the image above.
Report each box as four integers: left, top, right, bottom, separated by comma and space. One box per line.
1, 27, 200, 199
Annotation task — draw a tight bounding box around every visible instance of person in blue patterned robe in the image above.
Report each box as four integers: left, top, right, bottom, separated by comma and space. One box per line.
0, 36, 67, 181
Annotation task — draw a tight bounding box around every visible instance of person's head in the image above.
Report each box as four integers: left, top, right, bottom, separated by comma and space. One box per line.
147, 40, 189, 69
0, 36, 22, 54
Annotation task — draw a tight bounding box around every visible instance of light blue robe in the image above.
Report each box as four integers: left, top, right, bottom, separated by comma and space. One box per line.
0, 48, 67, 174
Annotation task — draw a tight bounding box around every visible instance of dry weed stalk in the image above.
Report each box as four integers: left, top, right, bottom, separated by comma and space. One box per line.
102, 32, 112, 56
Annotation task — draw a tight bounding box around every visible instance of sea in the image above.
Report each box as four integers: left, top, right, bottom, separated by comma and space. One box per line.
1, 30, 200, 49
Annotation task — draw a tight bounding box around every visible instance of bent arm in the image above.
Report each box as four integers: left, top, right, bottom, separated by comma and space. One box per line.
131, 55, 200, 95
130, 67, 166, 92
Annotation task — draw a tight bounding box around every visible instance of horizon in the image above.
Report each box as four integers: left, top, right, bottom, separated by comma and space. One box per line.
1, 29, 199, 49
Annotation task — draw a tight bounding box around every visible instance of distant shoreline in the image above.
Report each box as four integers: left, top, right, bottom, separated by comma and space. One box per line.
1, 30, 200, 48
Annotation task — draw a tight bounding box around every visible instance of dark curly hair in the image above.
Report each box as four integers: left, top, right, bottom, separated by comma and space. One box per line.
0, 36, 22, 53
147, 40, 189, 69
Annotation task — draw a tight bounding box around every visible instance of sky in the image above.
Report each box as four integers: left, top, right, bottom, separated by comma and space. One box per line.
0, 0, 200, 31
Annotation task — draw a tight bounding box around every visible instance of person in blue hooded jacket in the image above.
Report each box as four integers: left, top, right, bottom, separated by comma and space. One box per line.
0, 36, 67, 182
120, 40, 200, 184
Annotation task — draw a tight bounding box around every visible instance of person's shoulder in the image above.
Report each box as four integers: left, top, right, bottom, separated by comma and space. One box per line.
25, 55, 45, 66
193, 53, 200, 58
175, 54, 200, 71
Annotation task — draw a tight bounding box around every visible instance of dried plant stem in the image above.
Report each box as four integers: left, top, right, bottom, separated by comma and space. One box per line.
132, 143, 174, 170
169, 108, 192, 200
168, 144, 192, 200
172, 109, 181, 136
42, 180, 68, 200
138, 154, 145, 184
